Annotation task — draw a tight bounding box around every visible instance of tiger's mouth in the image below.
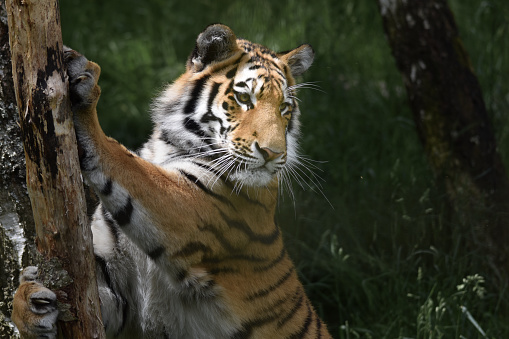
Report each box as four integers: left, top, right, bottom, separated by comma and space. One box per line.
197, 143, 284, 186
232, 151, 285, 172
225, 156, 283, 187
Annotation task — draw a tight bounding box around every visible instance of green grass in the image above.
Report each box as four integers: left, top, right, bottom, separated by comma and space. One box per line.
60, 0, 509, 337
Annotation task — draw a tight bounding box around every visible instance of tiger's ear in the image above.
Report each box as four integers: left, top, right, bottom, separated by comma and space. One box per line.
187, 24, 240, 72
278, 44, 315, 77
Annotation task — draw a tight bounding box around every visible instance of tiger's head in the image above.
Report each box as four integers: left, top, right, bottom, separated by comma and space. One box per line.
153, 24, 314, 188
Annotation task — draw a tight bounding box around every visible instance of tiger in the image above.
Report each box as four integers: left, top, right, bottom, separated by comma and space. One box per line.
12, 24, 332, 339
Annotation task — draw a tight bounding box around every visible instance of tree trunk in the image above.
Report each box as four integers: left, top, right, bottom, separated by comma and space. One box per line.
4, 0, 105, 338
0, 1, 39, 337
377, 0, 509, 276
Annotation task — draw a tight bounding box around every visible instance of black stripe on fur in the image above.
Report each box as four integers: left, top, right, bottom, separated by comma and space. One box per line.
184, 75, 211, 114
112, 197, 133, 227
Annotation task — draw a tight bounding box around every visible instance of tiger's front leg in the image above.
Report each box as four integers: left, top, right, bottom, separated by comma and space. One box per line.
65, 48, 166, 254
64, 48, 210, 279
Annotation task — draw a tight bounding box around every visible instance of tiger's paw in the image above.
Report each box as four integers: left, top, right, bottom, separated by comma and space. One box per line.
12, 267, 59, 339
64, 46, 101, 115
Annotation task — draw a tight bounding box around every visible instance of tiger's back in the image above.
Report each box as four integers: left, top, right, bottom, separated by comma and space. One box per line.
12, 24, 331, 339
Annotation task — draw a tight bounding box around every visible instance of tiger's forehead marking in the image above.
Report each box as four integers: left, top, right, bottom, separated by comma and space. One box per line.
233, 40, 288, 99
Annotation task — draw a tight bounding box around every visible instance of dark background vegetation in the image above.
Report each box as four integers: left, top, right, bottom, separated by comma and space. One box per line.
60, 1, 509, 337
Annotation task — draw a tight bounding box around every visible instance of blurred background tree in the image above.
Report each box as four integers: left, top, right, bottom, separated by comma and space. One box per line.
378, 0, 509, 283
56, 0, 509, 337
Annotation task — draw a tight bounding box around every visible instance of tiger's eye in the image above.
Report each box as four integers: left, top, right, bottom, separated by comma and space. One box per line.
237, 93, 251, 104
279, 103, 290, 112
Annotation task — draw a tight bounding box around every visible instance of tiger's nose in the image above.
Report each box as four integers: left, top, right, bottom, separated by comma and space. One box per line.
255, 142, 284, 162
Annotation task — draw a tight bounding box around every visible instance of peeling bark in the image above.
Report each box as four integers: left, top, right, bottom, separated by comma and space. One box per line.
377, 0, 509, 276
4, 0, 105, 337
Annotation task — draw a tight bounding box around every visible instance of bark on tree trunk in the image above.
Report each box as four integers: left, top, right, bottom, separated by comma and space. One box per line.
0, 2, 38, 337
377, 0, 509, 276
4, 0, 105, 337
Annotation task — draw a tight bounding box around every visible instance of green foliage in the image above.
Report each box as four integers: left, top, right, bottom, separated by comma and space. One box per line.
60, 0, 509, 337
